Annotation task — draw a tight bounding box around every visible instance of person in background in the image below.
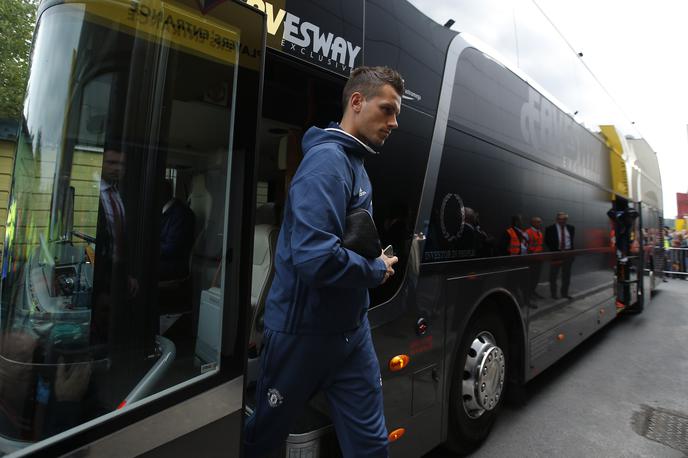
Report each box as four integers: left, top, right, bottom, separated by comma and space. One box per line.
159, 179, 195, 281
526, 216, 544, 299
504, 214, 528, 256
92, 146, 138, 346
474, 211, 494, 257
545, 212, 575, 300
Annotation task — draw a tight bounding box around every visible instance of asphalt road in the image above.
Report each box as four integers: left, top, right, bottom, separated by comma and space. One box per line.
425, 278, 688, 457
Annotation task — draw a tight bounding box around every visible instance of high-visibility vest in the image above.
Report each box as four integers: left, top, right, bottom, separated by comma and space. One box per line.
506, 227, 523, 255
526, 227, 543, 253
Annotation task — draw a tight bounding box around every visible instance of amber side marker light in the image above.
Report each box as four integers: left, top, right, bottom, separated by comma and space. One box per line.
389, 354, 410, 372
388, 428, 406, 442
556, 333, 565, 341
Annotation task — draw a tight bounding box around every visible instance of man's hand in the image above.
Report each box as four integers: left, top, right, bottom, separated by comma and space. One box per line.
379, 251, 398, 284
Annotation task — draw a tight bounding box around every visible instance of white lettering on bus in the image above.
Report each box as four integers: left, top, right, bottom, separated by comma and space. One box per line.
520, 87, 602, 183
243, 0, 361, 70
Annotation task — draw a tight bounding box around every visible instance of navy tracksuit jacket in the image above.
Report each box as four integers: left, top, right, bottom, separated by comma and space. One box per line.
244, 124, 388, 457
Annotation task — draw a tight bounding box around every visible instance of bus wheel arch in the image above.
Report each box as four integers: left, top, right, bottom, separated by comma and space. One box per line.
490, 292, 527, 397
445, 293, 525, 453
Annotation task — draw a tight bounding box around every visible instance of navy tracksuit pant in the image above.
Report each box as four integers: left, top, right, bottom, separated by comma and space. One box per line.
243, 317, 388, 458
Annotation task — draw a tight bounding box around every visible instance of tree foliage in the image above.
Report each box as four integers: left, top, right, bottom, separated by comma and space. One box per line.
0, 0, 38, 120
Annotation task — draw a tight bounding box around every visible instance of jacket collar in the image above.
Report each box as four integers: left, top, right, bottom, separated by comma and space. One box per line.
323, 125, 379, 155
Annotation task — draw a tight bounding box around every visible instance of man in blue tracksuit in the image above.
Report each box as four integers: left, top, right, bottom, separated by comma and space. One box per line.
244, 67, 404, 458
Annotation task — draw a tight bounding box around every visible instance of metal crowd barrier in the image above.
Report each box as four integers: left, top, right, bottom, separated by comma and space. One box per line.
664, 247, 688, 277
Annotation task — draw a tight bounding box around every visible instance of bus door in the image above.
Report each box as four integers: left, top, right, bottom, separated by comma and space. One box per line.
0, 1, 265, 456
242, 50, 441, 456
637, 201, 654, 306
612, 198, 643, 313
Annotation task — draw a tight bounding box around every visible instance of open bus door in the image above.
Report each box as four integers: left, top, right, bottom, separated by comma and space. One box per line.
612, 198, 644, 314
0, 1, 265, 456
636, 201, 655, 308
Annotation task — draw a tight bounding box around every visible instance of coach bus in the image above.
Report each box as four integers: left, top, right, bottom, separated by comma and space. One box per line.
0, 0, 663, 456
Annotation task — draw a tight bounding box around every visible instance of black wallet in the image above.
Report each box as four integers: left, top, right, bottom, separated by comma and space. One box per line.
342, 208, 381, 259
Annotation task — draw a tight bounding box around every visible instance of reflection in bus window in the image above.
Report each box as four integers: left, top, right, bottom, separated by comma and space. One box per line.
0, 2, 241, 448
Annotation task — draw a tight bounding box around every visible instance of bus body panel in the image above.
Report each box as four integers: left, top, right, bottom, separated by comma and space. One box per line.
239, 0, 364, 77
63, 377, 245, 458
363, 0, 457, 117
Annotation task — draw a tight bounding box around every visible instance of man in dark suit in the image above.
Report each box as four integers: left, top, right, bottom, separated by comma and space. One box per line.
545, 212, 575, 299
92, 147, 136, 347
159, 179, 195, 281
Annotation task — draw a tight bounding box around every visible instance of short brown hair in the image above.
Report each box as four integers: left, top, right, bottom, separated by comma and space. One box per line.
342, 66, 404, 111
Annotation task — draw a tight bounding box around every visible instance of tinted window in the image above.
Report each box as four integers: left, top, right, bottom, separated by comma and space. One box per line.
449, 48, 611, 190
0, 2, 259, 449
367, 106, 433, 305
423, 126, 612, 262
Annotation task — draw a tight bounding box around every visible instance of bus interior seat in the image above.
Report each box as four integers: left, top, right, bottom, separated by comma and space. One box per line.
187, 174, 212, 236
188, 171, 226, 335
248, 204, 279, 356
158, 194, 195, 316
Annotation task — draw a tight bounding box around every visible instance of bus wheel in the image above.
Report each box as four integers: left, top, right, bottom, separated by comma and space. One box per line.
446, 312, 508, 454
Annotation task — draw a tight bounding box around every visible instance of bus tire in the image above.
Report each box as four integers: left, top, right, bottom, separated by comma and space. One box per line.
445, 311, 508, 454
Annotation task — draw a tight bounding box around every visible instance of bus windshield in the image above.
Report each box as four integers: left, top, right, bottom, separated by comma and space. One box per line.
0, 0, 243, 446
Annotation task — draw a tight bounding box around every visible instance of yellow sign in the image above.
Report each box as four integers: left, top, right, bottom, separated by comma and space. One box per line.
68, 0, 240, 65
600, 125, 629, 198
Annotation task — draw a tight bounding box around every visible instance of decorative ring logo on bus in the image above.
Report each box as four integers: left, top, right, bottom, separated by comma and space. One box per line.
243, 0, 361, 74
440, 193, 465, 242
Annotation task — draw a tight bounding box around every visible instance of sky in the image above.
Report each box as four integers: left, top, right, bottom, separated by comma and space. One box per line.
407, 0, 688, 218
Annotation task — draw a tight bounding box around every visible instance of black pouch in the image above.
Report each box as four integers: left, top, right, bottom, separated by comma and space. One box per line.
342, 208, 381, 259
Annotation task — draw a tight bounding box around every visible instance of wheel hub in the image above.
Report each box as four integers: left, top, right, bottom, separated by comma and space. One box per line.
461, 331, 505, 419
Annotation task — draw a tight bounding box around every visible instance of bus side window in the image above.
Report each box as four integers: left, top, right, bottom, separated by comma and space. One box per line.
367, 107, 433, 306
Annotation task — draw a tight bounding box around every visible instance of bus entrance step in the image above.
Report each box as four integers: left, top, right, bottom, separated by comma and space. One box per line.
624, 301, 644, 314
245, 388, 341, 458
283, 424, 341, 458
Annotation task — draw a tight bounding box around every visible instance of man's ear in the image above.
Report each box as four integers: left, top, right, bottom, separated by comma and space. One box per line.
350, 92, 364, 113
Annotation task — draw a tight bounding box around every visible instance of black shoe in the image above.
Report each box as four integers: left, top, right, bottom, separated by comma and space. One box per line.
532, 291, 544, 299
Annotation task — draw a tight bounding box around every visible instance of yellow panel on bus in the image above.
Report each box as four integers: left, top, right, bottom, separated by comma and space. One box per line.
600, 125, 629, 199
